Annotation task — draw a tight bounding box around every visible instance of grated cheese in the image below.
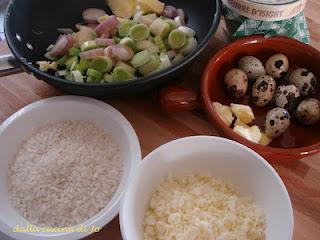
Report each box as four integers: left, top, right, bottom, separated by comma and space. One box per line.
143, 174, 266, 240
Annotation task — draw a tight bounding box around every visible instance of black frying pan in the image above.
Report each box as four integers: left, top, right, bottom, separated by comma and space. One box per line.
2, 0, 220, 97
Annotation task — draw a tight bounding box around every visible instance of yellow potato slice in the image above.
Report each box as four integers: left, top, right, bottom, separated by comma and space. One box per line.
259, 133, 272, 146
230, 103, 255, 124
212, 102, 235, 127
138, 0, 165, 14
107, 0, 137, 19
233, 125, 261, 144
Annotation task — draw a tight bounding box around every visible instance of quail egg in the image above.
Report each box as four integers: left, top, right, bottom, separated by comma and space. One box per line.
224, 68, 248, 99
275, 84, 300, 112
289, 68, 317, 97
238, 56, 266, 82
265, 107, 291, 138
265, 53, 289, 79
252, 75, 276, 107
296, 98, 320, 125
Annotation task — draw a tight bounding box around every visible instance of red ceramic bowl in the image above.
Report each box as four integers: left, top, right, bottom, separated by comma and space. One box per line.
201, 35, 320, 161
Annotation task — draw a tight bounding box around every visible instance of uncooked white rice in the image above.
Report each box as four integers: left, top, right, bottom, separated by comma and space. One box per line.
8, 120, 122, 228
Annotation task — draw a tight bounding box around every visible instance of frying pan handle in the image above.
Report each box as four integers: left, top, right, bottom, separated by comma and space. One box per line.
159, 85, 200, 113
0, 54, 23, 77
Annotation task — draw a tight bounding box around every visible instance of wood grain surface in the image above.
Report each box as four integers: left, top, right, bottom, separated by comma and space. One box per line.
0, 1, 320, 239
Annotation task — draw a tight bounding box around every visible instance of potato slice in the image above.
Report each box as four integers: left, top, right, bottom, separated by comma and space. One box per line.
234, 118, 248, 128
107, 0, 137, 19
138, 0, 165, 14
230, 103, 255, 124
212, 102, 235, 127
259, 133, 272, 146
233, 125, 261, 144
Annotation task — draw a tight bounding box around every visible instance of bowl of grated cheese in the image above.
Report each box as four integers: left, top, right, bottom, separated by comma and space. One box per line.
120, 136, 293, 240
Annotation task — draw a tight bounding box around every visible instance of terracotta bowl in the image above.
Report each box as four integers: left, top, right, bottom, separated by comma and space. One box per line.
201, 35, 320, 161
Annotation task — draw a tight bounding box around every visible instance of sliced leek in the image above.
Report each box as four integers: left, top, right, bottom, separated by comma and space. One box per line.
130, 24, 150, 41
130, 50, 152, 68
168, 29, 187, 49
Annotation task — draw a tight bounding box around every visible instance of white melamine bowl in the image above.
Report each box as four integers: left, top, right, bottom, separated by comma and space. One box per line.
120, 136, 294, 240
0, 96, 141, 240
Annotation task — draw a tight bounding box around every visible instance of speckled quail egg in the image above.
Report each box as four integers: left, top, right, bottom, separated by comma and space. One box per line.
238, 56, 266, 82
275, 84, 300, 112
224, 68, 248, 99
265, 107, 291, 138
296, 98, 320, 125
289, 68, 317, 97
265, 53, 289, 79
252, 75, 276, 107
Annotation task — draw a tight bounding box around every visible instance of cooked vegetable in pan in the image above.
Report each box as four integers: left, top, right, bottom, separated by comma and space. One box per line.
37, 1, 197, 83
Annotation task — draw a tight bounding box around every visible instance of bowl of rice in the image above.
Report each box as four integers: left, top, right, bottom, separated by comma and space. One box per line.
0, 96, 141, 240
120, 136, 293, 240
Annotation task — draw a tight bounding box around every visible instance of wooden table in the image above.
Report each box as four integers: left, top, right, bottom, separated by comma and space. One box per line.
1, 1, 320, 239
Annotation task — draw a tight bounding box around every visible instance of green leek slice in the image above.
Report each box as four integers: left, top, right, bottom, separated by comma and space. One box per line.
138, 54, 160, 76
116, 61, 136, 75
120, 37, 137, 51
149, 18, 170, 39
168, 29, 187, 49
102, 73, 114, 83
74, 59, 90, 74
119, 20, 136, 37
130, 50, 152, 68
90, 56, 113, 73
81, 40, 98, 52
65, 56, 79, 70
56, 55, 69, 67
112, 67, 134, 81
87, 68, 103, 82
68, 47, 81, 57
130, 24, 150, 41
154, 36, 166, 52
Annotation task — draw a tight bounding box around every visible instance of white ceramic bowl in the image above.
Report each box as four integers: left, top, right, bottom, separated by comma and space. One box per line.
0, 96, 141, 240
120, 136, 294, 240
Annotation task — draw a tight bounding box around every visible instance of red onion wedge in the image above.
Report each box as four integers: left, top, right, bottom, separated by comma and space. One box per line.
95, 38, 114, 47
105, 47, 114, 58
95, 15, 119, 37
109, 44, 134, 61
49, 34, 74, 57
65, 34, 74, 48
162, 6, 178, 19
82, 8, 107, 24
79, 48, 105, 59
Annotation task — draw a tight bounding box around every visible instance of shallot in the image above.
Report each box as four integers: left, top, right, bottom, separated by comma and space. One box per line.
95, 15, 119, 37
95, 38, 114, 47
108, 44, 134, 61
49, 34, 74, 57
162, 6, 178, 19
